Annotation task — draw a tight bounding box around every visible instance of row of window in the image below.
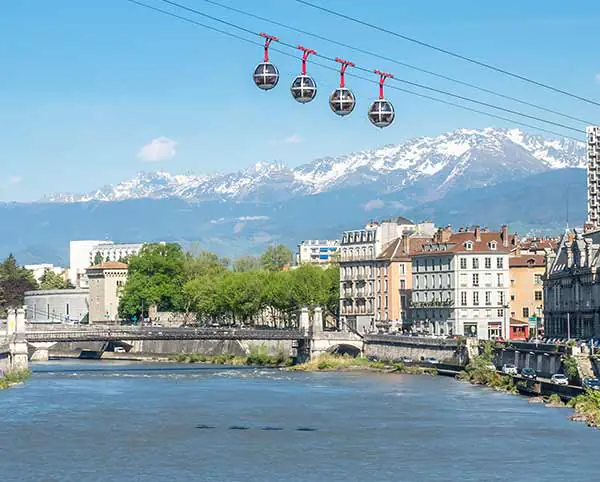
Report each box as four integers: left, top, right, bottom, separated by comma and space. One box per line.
459, 291, 505, 307
342, 230, 375, 244
414, 255, 505, 272
460, 257, 504, 269
414, 308, 505, 320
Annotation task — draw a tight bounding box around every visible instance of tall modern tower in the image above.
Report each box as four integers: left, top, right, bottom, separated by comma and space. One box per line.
586, 126, 600, 230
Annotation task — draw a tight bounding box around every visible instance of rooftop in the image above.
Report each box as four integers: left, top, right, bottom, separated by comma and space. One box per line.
87, 261, 128, 270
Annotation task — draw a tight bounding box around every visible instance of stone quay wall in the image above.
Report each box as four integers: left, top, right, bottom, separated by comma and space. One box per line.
494, 347, 563, 378
364, 335, 465, 364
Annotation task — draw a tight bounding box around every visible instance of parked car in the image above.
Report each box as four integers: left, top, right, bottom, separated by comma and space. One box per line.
583, 378, 600, 391
521, 368, 537, 380
423, 357, 439, 364
401, 357, 413, 363
114, 347, 125, 353
502, 364, 518, 375
551, 374, 569, 386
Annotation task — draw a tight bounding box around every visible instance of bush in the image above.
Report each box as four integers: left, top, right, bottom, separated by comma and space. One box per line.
562, 357, 579, 381
0, 369, 31, 390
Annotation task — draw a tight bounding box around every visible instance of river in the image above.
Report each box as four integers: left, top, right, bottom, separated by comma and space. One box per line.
0, 361, 597, 481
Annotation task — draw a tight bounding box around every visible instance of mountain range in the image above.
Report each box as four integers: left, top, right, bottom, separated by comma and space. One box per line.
3, 127, 588, 265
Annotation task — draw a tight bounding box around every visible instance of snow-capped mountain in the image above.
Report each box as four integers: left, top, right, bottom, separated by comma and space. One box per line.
44, 128, 585, 203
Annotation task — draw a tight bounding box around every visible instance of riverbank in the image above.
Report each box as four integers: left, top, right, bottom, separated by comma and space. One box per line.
567, 390, 600, 428
169, 351, 294, 367
289, 354, 439, 375
0, 369, 31, 390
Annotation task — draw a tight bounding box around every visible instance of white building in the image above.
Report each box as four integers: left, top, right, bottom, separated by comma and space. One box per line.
69, 240, 109, 287
296, 240, 339, 265
339, 217, 435, 333
89, 242, 144, 265
69, 240, 146, 288
411, 225, 515, 340
24, 263, 66, 283
587, 126, 600, 229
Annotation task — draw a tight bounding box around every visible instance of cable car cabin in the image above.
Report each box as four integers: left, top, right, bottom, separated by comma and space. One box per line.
253, 62, 279, 90
329, 87, 356, 116
368, 99, 395, 128
291, 75, 317, 103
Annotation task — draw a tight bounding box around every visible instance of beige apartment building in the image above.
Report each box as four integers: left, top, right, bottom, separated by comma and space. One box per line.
86, 261, 128, 324
339, 217, 435, 333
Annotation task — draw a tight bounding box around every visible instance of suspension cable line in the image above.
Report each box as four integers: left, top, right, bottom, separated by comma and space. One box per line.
124, 0, 585, 141
295, 0, 600, 108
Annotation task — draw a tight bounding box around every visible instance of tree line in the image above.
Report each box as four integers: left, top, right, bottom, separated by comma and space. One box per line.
0, 254, 73, 317
118, 243, 339, 327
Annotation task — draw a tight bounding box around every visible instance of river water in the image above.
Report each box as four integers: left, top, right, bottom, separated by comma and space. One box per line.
0, 361, 597, 481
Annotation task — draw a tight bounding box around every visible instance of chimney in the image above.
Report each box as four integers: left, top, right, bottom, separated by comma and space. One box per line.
501, 224, 509, 247
474, 225, 481, 242
511, 233, 519, 248
441, 226, 452, 243
402, 234, 410, 254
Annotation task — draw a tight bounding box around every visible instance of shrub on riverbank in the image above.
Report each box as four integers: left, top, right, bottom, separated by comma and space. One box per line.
170, 349, 293, 367
458, 347, 516, 393
0, 369, 31, 390
567, 390, 600, 427
290, 354, 384, 372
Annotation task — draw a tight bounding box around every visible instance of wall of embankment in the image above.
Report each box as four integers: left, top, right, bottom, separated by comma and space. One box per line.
363, 336, 466, 365
49, 339, 295, 357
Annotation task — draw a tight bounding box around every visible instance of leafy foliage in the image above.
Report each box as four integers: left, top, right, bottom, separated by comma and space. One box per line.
0, 254, 39, 316
260, 244, 293, 272
39, 269, 73, 290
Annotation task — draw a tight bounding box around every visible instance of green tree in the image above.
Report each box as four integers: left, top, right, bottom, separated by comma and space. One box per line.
118, 243, 186, 319
93, 252, 103, 265
233, 255, 262, 272
261, 244, 293, 272
0, 254, 39, 316
39, 269, 74, 290
184, 250, 229, 280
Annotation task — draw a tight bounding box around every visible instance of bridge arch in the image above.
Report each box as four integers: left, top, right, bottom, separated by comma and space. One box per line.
326, 343, 362, 357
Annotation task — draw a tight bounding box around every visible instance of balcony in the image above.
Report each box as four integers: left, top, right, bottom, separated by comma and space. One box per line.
410, 300, 454, 308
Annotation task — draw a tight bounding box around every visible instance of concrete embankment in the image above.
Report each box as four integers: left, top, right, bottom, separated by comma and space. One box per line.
364, 335, 467, 365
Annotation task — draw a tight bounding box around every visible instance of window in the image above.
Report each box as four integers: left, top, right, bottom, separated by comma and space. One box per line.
472, 274, 479, 286
497, 257, 504, 269
385, 295, 388, 309
465, 241, 473, 250
447, 274, 451, 287
424, 276, 428, 289
384, 280, 388, 292
415, 259, 419, 271
485, 257, 491, 269
400, 279, 406, 290
424, 259, 428, 271
460, 258, 467, 269
414, 293, 419, 303
399, 263, 405, 275
66, 303, 70, 316
497, 274, 504, 287
472, 258, 479, 269
461, 292, 467, 306
473, 292, 479, 306
415, 277, 419, 289
511, 295, 515, 301
534, 274, 542, 285
535, 291, 543, 301
522, 307, 530, 318
485, 291, 491, 306
497, 309, 504, 318
498, 291, 505, 306
432, 276, 436, 289
489, 241, 497, 250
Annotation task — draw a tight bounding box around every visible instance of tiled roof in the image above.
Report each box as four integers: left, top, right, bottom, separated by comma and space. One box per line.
377, 236, 433, 261
415, 231, 511, 256
87, 261, 128, 270
509, 255, 545, 268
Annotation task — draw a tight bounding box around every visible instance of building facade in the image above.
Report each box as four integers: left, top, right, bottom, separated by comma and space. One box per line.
339, 217, 435, 333
587, 126, 600, 228
90, 242, 144, 265
296, 240, 339, 265
69, 240, 108, 287
24, 289, 89, 323
24, 264, 67, 283
411, 226, 513, 340
86, 261, 128, 324
544, 229, 600, 339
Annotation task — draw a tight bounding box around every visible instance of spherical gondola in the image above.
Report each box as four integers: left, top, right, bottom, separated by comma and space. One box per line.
253, 33, 279, 91
329, 87, 356, 116
291, 74, 317, 103
253, 62, 279, 91
368, 99, 395, 128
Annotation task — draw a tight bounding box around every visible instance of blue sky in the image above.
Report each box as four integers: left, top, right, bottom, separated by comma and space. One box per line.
1, 0, 599, 201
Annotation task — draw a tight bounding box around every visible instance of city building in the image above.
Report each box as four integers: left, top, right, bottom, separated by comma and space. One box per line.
86, 261, 128, 324
339, 217, 435, 333
69, 240, 111, 287
24, 288, 89, 323
296, 240, 339, 265
411, 225, 514, 340
89, 242, 144, 265
544, 229, 600, 339
586, 126, 600, 229
70, 240, 146, 288
373, 235, 432, 331
24, 263, 67, 283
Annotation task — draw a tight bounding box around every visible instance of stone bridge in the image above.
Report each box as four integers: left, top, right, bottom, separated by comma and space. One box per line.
3, 306, 364, 364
